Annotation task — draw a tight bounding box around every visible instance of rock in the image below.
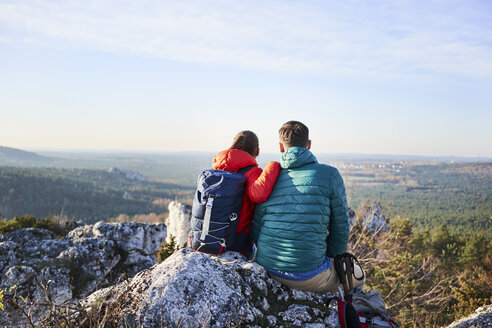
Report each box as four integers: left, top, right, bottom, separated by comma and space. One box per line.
69, 221, 166, 255
123, 191, 134, 200
108, 167, 145, 182
4, 265, 36, 285
0, 221, 166, 308
82, 249, 339, 328
122, 250, 155, 273
124, 171, 145, 182
0, 227, 56, 244
57, 237, 121, 297
165, 201, 192, 247
348, 203, 388, 233
360, 202, 389, 233
348, 208, 356, 226
0, 241, 18, 272
36, 267, 73, 304
447, 305, 492, 328
38, 239, 71, 258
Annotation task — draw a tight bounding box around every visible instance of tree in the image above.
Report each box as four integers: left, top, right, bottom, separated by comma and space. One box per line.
157, 235, 180, 263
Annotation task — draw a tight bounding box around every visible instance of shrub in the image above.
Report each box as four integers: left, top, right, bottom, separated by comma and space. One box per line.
157, 235, 180, 263
349, 210, 492, 327
0, 215, 68, 236
0, 215, 36, 234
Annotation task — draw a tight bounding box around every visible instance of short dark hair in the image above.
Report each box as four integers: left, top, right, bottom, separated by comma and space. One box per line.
230, 130, 259, 157
278, 121, 309, 148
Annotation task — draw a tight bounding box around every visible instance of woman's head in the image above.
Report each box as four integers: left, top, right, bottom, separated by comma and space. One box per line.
230, 130, 259, 158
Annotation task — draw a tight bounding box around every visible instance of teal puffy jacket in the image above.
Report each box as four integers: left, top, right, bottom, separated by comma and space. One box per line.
251, 147, 349, 272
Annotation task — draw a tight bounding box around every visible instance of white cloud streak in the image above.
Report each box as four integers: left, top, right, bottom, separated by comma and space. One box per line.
0, 0, 491, 78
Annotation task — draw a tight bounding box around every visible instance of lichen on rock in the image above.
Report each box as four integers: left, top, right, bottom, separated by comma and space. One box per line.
0, 221, 166, 308
82, 249, 340, 328
447, 305, 492, 328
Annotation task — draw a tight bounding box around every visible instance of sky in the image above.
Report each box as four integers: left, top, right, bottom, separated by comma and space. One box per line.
0, 0, 491, 157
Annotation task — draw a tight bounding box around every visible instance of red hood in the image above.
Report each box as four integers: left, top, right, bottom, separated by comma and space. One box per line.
212, 149, 258, 172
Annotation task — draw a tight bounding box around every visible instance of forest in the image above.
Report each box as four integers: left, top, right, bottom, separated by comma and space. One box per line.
0, 166, 192, 222
0, 152, 491, 235
349, 214, 491, 327
341, 161, 492, 234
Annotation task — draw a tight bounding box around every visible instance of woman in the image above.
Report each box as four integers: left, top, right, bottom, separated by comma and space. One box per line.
211, 130, 280, 253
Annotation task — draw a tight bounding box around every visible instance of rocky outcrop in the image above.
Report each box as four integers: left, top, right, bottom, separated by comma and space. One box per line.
355, 202, 389, 233
108, 167, 145, 182
165, 201, 192, 247
0, 222, 166, 305
82, 248, 340, 328
349, 208, 357, 226
447, 305, 492, 328
5, 202, 488, 328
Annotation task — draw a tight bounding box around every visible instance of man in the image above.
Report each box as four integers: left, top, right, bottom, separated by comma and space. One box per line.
252, 121, 364, 292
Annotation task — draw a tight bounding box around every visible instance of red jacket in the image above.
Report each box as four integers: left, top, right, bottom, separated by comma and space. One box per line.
212, 149, 280, 242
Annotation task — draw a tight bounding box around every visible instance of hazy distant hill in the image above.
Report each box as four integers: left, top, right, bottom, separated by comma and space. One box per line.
315, 153, 492, 163
0, 146, 55, 166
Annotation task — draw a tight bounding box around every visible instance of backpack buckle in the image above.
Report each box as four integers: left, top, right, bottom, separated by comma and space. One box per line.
205, 197, 214, 208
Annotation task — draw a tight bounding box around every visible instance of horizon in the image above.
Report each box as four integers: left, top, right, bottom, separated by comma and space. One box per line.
1, 0, 491, 157
2, 145, 491, 161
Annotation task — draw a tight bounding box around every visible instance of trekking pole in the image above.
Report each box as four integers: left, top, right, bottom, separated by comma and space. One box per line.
344, 256, 354, 292
334, 255, 350, 296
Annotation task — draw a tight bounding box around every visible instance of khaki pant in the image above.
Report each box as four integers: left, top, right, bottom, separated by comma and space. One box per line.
270, 259, 365, 293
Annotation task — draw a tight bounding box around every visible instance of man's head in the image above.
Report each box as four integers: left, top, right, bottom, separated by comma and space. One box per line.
278, 121, 311, 152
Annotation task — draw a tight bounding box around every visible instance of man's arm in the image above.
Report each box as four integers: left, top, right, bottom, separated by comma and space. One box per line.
326, 170, 350, 258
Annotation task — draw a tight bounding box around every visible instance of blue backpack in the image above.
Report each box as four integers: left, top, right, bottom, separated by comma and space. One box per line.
190, 166, 252, 254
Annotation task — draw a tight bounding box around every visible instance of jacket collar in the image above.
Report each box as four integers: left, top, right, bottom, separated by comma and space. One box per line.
280, 147, 317, 169
212, 149, 258, 172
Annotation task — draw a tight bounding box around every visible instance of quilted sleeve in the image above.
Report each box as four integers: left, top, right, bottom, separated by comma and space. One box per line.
326, 169, 350, 258
245, 161, 281, 203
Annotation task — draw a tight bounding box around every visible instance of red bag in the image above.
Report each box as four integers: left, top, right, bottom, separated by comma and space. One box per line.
336, 288, 398, 328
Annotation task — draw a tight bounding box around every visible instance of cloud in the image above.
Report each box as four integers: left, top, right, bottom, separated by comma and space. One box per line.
0, 0, 491, 78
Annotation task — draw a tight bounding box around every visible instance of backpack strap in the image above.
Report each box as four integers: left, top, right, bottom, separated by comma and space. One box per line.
235, 165, 256, 237
358, 312, 398, 328
200, 197, 214, 240
237, 165, 255, 176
